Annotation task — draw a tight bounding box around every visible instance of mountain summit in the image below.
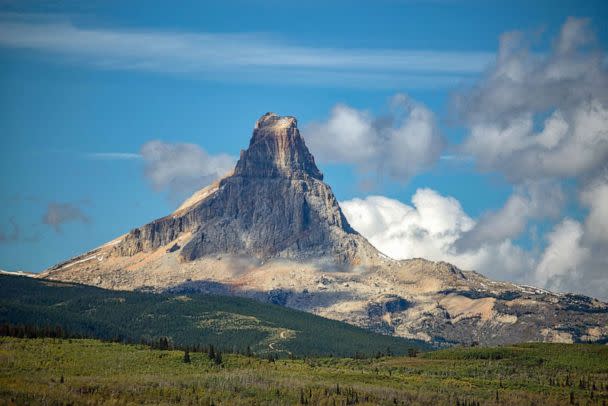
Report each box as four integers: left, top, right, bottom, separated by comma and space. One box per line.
236, 112, 323, 180
43, 113, 608, 346
109, 112, 376, 264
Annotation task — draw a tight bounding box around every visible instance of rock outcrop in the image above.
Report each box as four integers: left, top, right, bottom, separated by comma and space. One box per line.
110, 112, 376, 265
41, 112, 608, 346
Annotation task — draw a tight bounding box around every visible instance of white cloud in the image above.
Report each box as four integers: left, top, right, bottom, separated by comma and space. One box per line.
580, 175, 608, 244
341, 188, 608, 300
534, 218, 588, 291
341, 192, 470, 261
531, 204, 607, 300
304, 105, 378, 164
86, 152, 141, 160
341, 191, 533, 282
427, 17, 608, 300
304, 94, 444, 183
0, 14, 493, 88
462, 102, 608, 182
454, 17, 608, 182
455, 181, 564, 251
140, 141, 235, 199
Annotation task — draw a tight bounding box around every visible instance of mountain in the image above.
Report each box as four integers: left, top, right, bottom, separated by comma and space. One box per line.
41, 113, 608, 346
114, 112, 378, 265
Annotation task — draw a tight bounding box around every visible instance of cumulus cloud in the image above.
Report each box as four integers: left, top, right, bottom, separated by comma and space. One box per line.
341, 192, 469, 262
341, 187, 608, 299
534, 219, 588, 291
453, 17, 608, 183
580, 175, 608, 244
42, 202, 90, 232
455, 181, 564, 251
341, 191, 534, 282
535, 175, 608, 298
422, 16, 608, 299
140, 140, 235, 199
532, 202, 608, 300
304, 94, 444, 184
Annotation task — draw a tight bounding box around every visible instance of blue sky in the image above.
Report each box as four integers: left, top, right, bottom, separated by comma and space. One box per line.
1, 0, 607, 298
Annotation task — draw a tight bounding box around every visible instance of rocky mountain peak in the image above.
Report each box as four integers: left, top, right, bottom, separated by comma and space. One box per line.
64, 112, 375, 264
234, 112, 323, 180
255, 112, 297, 130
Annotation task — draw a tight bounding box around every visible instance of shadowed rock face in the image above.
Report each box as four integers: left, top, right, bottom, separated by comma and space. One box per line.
112, 112, 375, 263
42, 112, 608, 347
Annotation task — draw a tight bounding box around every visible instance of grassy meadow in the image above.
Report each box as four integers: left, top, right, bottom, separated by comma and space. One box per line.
1, 337, 607, 405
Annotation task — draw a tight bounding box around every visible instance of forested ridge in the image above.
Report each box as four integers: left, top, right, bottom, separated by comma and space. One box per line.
0, 274, 427, 357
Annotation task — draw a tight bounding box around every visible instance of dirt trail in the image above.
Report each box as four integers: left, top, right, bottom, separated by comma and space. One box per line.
268, 330, 290, 353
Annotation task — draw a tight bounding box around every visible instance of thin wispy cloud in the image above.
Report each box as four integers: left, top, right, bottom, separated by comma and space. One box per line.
86, 152, 141, 160
0, 13, 494, 88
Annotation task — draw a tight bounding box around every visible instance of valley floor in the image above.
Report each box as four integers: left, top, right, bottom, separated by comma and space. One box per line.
1, 338, 607, 405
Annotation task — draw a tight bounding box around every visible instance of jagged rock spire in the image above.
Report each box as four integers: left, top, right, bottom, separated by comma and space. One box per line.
234, 112, 323, 180
101, 112, 376, 263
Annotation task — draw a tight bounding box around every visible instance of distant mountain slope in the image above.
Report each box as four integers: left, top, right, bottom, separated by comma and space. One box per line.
0, 274, 429, 356
41, 113, 608, 346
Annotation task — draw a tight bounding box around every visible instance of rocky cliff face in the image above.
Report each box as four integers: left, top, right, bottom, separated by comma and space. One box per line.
42, 113, 608, 346
112, 112, 376, 264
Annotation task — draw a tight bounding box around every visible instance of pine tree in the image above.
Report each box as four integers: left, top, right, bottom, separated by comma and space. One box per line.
158, 336, 169, 350
214, 350, 222, 365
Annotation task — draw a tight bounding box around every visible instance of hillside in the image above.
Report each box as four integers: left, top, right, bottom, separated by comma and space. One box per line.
0, 274, 428, 357
1, 337, 607, 405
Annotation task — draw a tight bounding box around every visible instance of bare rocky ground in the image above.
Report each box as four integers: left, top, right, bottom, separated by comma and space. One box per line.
41, 113, 608, 346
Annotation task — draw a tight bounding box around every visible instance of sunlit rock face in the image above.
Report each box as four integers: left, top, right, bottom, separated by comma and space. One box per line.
64, 112, 378, 265
235, 112, 323, 180
43, 113, 608, 347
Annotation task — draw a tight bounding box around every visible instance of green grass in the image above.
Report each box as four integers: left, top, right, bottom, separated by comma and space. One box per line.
425, 343, 608, 372
0, 274, 427, 357
1, 337, 607, 405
